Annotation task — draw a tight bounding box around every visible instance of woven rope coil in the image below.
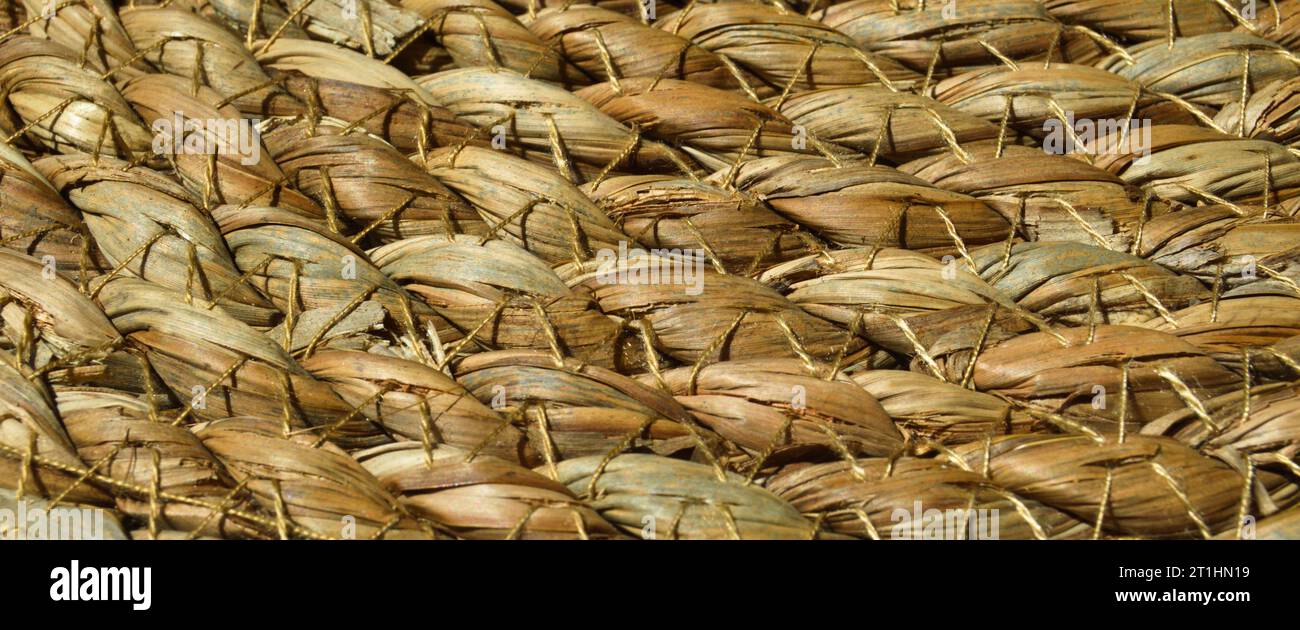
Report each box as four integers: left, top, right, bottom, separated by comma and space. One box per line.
0, 0, 1298, 540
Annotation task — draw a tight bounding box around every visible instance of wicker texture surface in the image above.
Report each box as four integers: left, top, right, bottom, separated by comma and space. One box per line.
0, 0, 1299, 540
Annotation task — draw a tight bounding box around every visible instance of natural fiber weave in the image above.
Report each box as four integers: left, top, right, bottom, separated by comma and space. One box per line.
2, 0, 1299, 541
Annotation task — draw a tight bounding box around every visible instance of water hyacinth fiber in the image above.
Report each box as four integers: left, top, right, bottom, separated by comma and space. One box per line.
0, 0, 1297, 541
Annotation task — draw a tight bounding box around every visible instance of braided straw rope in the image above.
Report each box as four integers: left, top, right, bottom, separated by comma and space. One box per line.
0, 0, 1298, 539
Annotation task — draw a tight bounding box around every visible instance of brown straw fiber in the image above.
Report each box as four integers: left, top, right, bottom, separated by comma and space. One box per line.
0, 0, 1298, 541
